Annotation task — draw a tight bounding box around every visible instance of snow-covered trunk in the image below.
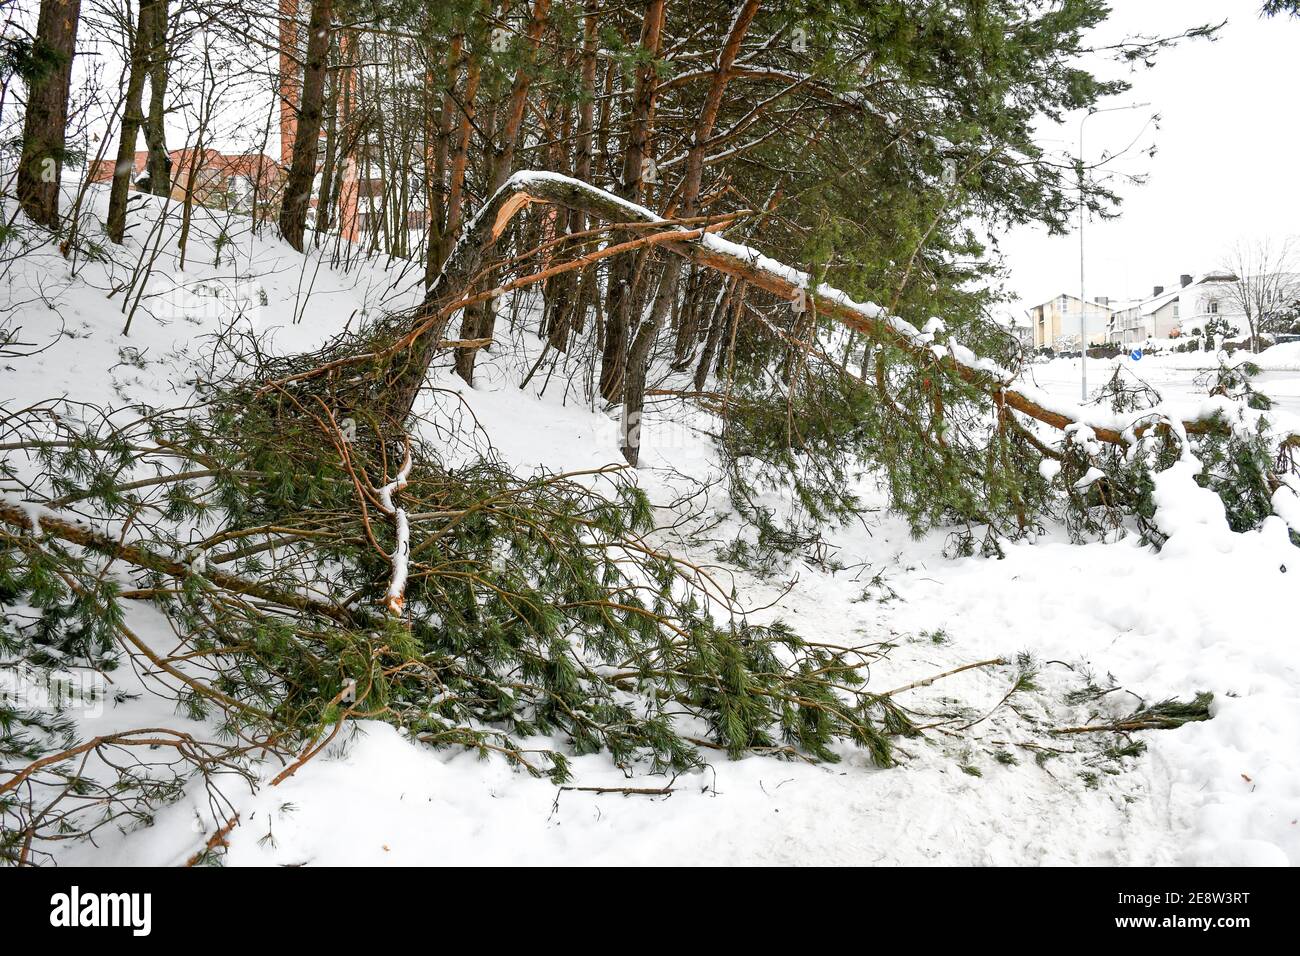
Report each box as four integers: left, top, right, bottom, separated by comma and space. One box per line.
288, 169, 1300, 464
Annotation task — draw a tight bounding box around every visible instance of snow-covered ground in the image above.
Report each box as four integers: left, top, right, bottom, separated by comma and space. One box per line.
1023, 347, 1300, 421
4, 189, 1299, 866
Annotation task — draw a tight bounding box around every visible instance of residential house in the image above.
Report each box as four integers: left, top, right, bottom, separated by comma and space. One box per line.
1107, 273, 1244, 345
1177, 270, 1249, 339
351, 175, 428, 239
1026, 293, 1113, 350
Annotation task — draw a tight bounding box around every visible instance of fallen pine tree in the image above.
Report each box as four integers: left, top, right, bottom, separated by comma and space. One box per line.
3, 181, 1296, 865
256, 170, 1300, 547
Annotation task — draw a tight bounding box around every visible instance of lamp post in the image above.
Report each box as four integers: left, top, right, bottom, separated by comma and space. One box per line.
1078, 102, 1150, 401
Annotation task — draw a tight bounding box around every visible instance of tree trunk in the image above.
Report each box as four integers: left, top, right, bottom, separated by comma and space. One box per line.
619, 0, 760, 463
315, 36, 341, 239
543, 4, 599, 354
599, 0, 665, 403
693, 278, 735, 391
107, 0, 155, 243
425, 29, 460, 286
443, 39, 478, 264
279, 0, 332, 252
16, 0, 83, 230
454, 0, 551, 384
141, 0, 171, 197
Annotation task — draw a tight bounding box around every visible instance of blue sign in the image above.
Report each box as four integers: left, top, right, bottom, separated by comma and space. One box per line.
1129, 348, 1143, 361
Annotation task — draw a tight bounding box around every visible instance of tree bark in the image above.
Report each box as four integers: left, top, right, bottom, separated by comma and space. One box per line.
106, 0, 156, 243
15, 0, 83, 230
454, 0, 551, 384
598, 0, 666, 403
279, 0, 332, 251
141, 0, 171, 197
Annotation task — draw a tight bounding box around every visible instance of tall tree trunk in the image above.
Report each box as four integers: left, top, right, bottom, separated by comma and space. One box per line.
315, 34, 341, 240
424, 29, 459, 287
107, 0, 155, 243
694, 277, 737, 391
455, 0, 552, 384
540, 99, 574, 345
141, 0, 170, 197
279, 0, 332, 252
490, 0, 549, 195
545, 3, 599, 353
16, 0, 83, 230
620, 0, 759, 464
443, 35, 479, 266
671, 267, 704, 366
599, 0, 666, 403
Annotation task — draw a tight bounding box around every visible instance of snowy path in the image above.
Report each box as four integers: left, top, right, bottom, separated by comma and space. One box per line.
1022, 348, 1300, 420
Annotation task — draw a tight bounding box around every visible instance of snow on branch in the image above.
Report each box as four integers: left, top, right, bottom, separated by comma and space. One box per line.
375, 439, 414, 616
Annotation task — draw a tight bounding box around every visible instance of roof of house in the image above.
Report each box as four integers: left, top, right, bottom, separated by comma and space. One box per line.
1117, 272, 1242, 318
1133, 286, 1184, 317
1027, 292, 1113, 313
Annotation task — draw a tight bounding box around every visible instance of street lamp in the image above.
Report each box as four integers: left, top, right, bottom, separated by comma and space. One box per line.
1078, 102, 1150, 401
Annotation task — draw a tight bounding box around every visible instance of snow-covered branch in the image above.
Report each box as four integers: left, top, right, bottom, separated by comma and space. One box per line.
430, 170, 1300, 453
375, 440, 414, 616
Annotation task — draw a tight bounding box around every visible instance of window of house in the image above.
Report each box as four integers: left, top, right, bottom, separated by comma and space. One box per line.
1208, 299, 1219, 314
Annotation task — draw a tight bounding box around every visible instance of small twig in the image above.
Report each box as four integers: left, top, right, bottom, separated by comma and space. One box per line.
557, 784, 675, 796
185, 813, 241, 867
878, 657, 1005, 697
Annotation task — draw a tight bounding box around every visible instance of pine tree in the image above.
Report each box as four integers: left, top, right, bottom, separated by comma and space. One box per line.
15, 0, 83, 229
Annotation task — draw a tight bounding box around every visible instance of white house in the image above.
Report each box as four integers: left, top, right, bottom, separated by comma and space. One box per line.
1108, 272, 1244, 345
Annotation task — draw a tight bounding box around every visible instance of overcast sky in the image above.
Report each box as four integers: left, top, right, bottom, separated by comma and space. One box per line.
998, 0, 1300, 325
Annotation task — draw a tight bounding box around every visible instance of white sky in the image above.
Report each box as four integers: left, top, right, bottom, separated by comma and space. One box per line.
999, 0, 1300, 327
